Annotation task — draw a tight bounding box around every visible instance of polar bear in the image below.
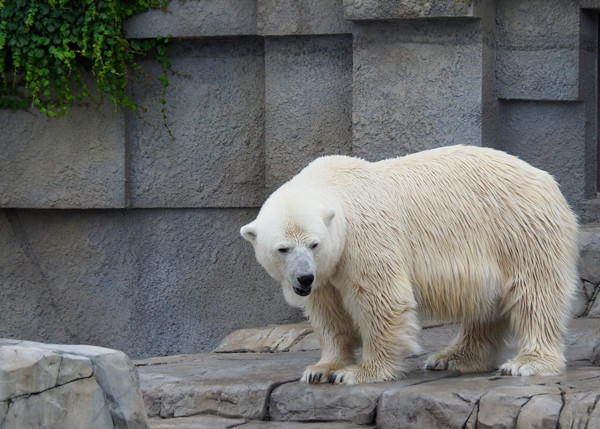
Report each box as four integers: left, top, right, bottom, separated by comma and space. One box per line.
240, 145, 579, 385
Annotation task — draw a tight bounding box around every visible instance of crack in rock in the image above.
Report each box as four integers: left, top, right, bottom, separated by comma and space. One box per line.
1, 373, 96, 403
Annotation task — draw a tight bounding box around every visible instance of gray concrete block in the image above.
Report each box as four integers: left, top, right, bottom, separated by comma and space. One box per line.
0, 100, 126, 209
264, 36, 352, 190
258, 0, 352, 35
0, 208, 303, 359
496, 49, 579, 101
124, 0, 257, 38
343, 0, 476, 20
579, 10, 598, 200
352, 20, 483, 160
495, 0, 580, 100
0, 210, 76, 344
128, 38, 265, 208
579, 0, 600, 7
578, 199, 600, 224
499, 100, 586, 206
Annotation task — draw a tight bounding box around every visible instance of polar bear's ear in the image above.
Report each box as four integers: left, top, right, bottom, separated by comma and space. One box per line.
323, 209, 336, 227
240, 223, 258, 243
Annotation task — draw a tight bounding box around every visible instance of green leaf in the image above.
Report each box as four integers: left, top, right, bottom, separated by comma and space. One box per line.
0, 0, 173, 124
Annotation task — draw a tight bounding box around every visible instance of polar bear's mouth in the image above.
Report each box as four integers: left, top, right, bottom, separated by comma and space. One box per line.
293, 285, 312, 296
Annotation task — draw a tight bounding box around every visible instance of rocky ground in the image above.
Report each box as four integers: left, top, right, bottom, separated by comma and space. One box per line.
1, 226, 598, 428
1, 318, 598, 429
137, 318, 600, 429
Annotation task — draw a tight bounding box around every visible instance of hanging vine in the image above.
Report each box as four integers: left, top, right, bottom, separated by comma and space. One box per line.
0, 0, 171, 118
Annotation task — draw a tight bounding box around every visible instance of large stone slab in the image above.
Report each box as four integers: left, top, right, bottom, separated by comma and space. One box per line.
124, 0, 257, 38
258, 0, 352, 35
0, 208, 303, 360
148, 415, 245, 429
495, 0, 581, 101
343, 0, 478, 20
499, 101, 586, 206
0, 340, 147, 429
239, 422, 372, 429
376, 368, 600, 429
352, 19, 483, 159
268, 370, 457, 425
264, 35, 352, 190
214, 324, 313, 353
0, 96, 125, 209
128, 38, 265, 208
136, 352, 319, 420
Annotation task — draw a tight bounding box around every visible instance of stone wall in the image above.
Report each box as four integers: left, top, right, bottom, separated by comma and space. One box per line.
1, 0, 599, 359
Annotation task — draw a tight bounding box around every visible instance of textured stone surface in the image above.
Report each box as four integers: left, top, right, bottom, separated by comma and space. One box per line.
137, 352, 317, 420
575, 226, 600, 317
0, 340, 147, 429
138, 320, 600, 428
352, 20, 483, 159
124, 0, 257, 38
0, 208, 303, 359
214, 324, 313, 353
499, 101, 586, 206
377, 370, 600, 429
128, 38, 265, 208
579, 224, 600, 285
579, 199, 600, 224
240, 422, 372, 429
289, 332, 321, 352
148, 415, 245, 429
258, 0, 352, 35
495, 0, 581, 100
343, 0, 476, 19
0, 98, 125, 209
124, 0, 353, 38
268, 372, 458, 425
264, 35, 352, 190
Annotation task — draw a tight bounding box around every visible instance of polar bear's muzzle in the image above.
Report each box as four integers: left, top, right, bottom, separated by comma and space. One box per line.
287, 247, 316, 296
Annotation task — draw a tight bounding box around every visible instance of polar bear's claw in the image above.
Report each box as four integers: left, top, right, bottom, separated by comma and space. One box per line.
302, 363, 341, 384
328, 370, 354, 384
425, 353, 450, 371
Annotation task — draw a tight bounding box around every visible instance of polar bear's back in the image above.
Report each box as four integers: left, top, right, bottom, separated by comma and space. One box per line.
297, 145, 579, 321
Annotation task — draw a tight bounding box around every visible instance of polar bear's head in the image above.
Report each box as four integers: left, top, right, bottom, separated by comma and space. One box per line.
240, 186, 345, 307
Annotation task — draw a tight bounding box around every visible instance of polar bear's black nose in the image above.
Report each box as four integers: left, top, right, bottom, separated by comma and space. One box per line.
298, 274, 314, 288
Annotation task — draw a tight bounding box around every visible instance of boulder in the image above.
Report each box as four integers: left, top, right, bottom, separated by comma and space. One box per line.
213, 324, 313, 353
579, 225, 600, 285
0, 339, 148, 429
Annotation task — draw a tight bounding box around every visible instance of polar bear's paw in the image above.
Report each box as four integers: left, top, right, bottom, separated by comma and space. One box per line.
301, 363, 341, 384
425, 351, 490, 373
326, 364, 398, 385
425, 351, 453, 371
499, 354, 564, 376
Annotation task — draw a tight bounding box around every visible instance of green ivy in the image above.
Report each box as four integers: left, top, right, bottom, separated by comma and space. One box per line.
0, 0, 171, 118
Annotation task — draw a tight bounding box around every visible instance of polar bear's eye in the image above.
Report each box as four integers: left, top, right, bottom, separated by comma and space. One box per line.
310, 242, 319, 250
277, 247, 289, 254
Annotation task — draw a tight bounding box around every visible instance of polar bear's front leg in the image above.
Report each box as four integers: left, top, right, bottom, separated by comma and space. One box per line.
327, 284, 422, 385
302, 284, 359, 384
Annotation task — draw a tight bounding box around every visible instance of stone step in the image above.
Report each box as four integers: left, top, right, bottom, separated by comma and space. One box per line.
148, 415, 372, 428
135, 318, 600, 429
